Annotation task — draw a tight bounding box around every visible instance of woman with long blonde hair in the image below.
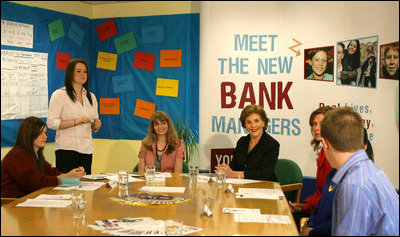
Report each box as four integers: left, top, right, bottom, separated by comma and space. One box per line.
138, 111, 185, 173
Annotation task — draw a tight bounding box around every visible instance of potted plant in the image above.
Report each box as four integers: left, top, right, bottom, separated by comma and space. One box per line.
174, 118, 199, 167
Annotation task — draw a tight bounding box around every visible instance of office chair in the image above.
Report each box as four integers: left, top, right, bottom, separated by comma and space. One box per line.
274, 158, 303, 203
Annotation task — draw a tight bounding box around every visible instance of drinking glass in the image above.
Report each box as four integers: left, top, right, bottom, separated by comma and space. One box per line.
145, 165, 155, 183
71, 192, 87, 219
118, 170, 129, 190
165, 219, 183, 236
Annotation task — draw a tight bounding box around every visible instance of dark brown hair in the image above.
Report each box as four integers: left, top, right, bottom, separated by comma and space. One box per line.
65, 58, 93, 105
309, 106, 332, 151
240, 104, 268, 130
13, 116, 47, 173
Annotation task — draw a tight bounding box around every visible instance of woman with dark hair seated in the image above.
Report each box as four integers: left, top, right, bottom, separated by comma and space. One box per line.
1, 116, 85, 198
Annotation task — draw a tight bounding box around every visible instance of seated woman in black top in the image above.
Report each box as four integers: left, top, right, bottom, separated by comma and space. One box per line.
216, 104, 279, 181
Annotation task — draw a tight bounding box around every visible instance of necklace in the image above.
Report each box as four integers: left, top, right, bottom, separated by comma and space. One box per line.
156, 143, 167, 152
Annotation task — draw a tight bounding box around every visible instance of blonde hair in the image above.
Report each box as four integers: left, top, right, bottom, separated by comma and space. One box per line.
142, 111, 179, 154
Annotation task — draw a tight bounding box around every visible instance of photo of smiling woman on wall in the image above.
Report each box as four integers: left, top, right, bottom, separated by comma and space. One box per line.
304, 46, 334, 82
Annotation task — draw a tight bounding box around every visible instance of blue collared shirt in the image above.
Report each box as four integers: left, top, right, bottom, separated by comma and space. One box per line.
331, 150, 399, 236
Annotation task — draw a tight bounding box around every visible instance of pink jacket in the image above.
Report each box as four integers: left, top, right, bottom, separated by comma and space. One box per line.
138, 139, 185, 172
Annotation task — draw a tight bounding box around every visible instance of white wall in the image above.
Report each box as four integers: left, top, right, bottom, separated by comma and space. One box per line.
199, 1, 399, 187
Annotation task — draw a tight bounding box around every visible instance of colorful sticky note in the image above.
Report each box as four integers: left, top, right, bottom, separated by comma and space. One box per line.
156, 78, 179, 97
112, 74, 134, 94
160, 49, 182, 67
48, 19, 65, 41
133, 51, 156, 71
96, 19, 118, 42
100, 98, 120, 115
134, 99, 156, 119
142, 25, 164, 44
114, 32, 137, 55
56, 52, 71, 70
96, 51, 118, 71
68, 21, 84, 46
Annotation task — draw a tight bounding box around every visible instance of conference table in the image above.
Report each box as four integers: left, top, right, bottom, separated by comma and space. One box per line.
1, 173, 299, 236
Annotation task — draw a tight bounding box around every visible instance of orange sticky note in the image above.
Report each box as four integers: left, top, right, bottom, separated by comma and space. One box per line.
134, 99, 156, 119
100, 98, 120, 115
160, 49, 182, 67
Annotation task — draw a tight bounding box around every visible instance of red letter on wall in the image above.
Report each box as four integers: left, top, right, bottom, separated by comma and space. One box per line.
221, 82, 236, 108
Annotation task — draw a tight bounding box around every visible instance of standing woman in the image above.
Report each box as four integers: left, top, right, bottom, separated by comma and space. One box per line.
47, 59, 101, 174
217, 104, 279, 181
138, 111, 185, 173
1, 116, 85, 198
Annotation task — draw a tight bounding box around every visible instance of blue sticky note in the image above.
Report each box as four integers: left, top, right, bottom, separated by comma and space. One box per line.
59, 177, 81, 187
68, 21, 84, 46
112, 74, 135, 94
142, 25, 164, 44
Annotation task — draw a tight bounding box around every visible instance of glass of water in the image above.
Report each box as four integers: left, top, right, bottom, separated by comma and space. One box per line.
189, 165, 199, 178
165, 219, 183, 236
71, 191, 87, 219
145, 165, 155, 183
215, 169, 227, 187
118, 170, 129, 190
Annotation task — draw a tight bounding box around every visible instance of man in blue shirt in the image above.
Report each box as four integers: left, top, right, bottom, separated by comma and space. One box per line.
320, 107, 399, 236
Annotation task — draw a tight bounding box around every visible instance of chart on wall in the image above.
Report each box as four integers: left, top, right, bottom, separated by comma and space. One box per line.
1, 49, 48, 120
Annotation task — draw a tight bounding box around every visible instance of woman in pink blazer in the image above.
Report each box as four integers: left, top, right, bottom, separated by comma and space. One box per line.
138, 111, 185, 173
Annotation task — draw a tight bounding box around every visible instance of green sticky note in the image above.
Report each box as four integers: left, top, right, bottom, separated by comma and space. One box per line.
48, 19, 65, 41
114, 32, 137, 55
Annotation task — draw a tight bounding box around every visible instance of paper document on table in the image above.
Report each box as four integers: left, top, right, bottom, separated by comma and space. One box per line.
53, 181, 106, 191
35, 194, 72, 200
236, 188, 284, 200
234, 213, 291, 224
106, 174, 145, 183
225, 178, 262, 184
222, 207, 261, 214
16, 199, 71, 208
88, 217, 203, 236
138, 186, 185, 193
82, 174, 108, 180
155, 172, 172, 177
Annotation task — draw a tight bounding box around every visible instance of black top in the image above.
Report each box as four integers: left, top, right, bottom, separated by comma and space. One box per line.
229, 132, 279, 181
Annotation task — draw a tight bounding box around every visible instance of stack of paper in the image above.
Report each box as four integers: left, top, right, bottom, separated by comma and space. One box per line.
236, 188, 284, 200
234, 213, 291, 224
138, 186, 185, 193
53, 181, 106, 191
16, 198, 71, 208
88, 217, 202, 236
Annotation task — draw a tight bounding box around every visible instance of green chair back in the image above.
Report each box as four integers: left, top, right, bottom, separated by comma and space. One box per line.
132, 160, 189, 173
274, 158, 303, 202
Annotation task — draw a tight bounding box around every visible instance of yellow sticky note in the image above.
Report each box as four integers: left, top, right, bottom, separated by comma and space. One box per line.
96, 51, 118, 71
156, 78, 179, 97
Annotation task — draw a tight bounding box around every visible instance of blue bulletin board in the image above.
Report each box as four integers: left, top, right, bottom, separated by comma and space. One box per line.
1, 1, 199, 147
